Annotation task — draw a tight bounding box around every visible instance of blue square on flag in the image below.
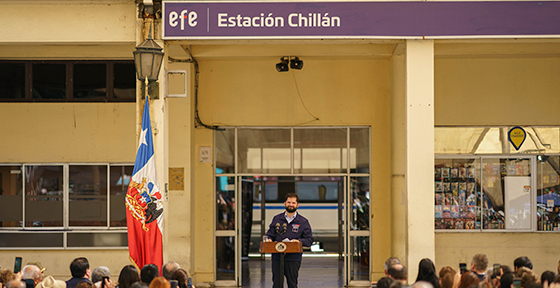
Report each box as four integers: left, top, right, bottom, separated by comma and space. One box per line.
141, 191, 153, 204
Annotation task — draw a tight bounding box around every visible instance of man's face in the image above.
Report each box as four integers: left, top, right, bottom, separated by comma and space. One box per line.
285, 197, 299, 213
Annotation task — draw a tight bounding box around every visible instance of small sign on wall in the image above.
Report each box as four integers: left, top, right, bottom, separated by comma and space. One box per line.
199, 147, 211, 163
169, 168, 185, 190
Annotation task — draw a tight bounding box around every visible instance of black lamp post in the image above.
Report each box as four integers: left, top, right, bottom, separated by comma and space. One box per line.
133, 26, 164, 99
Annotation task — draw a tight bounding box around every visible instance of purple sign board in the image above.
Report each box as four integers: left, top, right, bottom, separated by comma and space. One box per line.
163, 1, 560, 39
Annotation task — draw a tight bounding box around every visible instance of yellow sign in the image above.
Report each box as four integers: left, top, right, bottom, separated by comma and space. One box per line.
508, 126, 526, 151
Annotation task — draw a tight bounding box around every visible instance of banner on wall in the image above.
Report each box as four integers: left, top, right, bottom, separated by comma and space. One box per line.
163, 1, 560, 39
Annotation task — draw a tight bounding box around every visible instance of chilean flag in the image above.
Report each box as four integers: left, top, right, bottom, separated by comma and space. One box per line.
126, 98, 164, 272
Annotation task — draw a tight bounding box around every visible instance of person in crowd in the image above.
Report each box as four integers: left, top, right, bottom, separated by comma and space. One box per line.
170, 269, 195, 288
471, 254, 489, 281
26, 262, 46, 284
416, 259, 440, 288
388, 264, 408, 285
22, 265, 43, 287
140, 265, 158, 285
541, 271, 556, 286
36, 276, 66, 288
147, 278, 168, 288
458, 271, 480, 288
76, 282, 93, 288
385, 258, 402, 276
501, 273, 515, 288
378, 277, 396, 288
555, 275, 560, 284
502, 266, 514, 276
7, 280, 26, 288
517, 267, 538, 288
438, 266, 457, 288
412, 281, 434, 288
129, 283, 147, 288
91, 267, 111, 288
162, 263, 179, 281
525, 284, 542, 288
66, 258, 92, 288
514, 257, 533, 272
117, 265, 139, 288
0, 270, 16, 288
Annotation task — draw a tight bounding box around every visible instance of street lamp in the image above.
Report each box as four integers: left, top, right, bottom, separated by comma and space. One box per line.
133, 26, 164, 99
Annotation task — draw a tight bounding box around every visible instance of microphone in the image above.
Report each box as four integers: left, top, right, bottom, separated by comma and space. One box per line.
282, 223, 287, 234
275, 223, 280, 235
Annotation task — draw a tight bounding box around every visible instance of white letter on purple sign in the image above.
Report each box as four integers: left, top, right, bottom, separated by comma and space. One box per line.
288, 13, 298, 27
188, 11, 198, 27
180, 10, 189, 30
218, 13, 228, 27
169, 11, 179, 27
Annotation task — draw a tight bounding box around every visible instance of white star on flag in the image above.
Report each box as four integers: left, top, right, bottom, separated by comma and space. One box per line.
139, 128, 148, 147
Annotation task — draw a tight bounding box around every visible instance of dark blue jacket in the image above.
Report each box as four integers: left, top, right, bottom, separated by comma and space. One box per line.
265, 212, 313, 262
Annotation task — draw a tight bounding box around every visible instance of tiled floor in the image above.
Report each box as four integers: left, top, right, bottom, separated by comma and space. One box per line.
239, 256, 346, 288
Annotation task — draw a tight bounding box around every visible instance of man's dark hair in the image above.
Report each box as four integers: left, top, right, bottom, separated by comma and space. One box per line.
384, 257, 401, 272
70, 257, 90, 278
378, 277, 396, 288
140, 264, 159, 284
540, 271, 556, 286
501, 273, 514, 288
130, 282, 149, 288
514, 257, 533, 270
388, 264, 407, 281
285, 193, 299, 203
502, 266, 513, 275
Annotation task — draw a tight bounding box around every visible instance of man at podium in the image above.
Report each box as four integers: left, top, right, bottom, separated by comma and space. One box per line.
264, 192, 313, 288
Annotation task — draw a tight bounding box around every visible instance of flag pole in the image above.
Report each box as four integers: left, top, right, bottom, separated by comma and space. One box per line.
145, 76, 149, 101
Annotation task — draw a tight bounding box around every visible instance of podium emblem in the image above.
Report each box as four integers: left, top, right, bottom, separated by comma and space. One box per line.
275, 242, 287, 252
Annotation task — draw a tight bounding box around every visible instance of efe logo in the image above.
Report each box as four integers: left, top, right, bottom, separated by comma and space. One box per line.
169, 10, 198, 30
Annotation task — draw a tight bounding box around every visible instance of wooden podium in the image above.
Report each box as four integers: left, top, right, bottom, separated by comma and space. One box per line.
260, 241, 303, 288
260, 241, 303, 254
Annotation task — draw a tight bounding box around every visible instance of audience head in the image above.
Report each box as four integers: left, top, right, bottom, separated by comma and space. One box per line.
411, 281, 434, 288
70, 258, 90, 278
514, 257, 533, 271
502, 266, 514, 276
501, 273, 515, 288
524, 284, 542, 288
130, 282, 149, 288
385, 258, 402, 275
388, 264, 408, 283
163, 262, 180, 281
540, 271, 556, 286
7, 281, 27, 288
148, 277, 169, 288
118, 265, 140, 288
22, 265, 42, 286
92, 267, 111, 284
141, 264, 159, 285
0, 270, 16, 288
416, 259, 440, 288
36, 276, 66, 288
27, 262, 46, 282
554, 275, 560, 284
76, 282, 93, 288
471, 254, 489, 273
518, 267, 537, 288
438, 267, 457, 288
170, 269, 189, 288
378, 277, 396, 288
458, 271, 480, 288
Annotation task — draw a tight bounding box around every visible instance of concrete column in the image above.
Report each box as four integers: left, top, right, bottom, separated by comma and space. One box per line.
391, 40, 435, 282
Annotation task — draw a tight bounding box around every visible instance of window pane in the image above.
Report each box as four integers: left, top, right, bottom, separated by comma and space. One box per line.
0, 232, 63, 248
113, 63, 136, 100
349, 236, 369, 281
216, 176, 235, 230
0, 63, 25, 99
69, 165, 108, 227
216, 129, 235, 174
238, 129, 291, 174
482, 158, 531, 230
67, 232, 127, 247
435, 159, 481, 230
25, 165, 63, 227
32, 63, 66, 99
110, 165, 132, 227
350, 177, 369, 230
74, 63, 106, 99
294, 128, 347, 173
350, 128, 369, 173
216, 236, 235, 280
0, 166, 23, 227
536, 155, 560, 231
